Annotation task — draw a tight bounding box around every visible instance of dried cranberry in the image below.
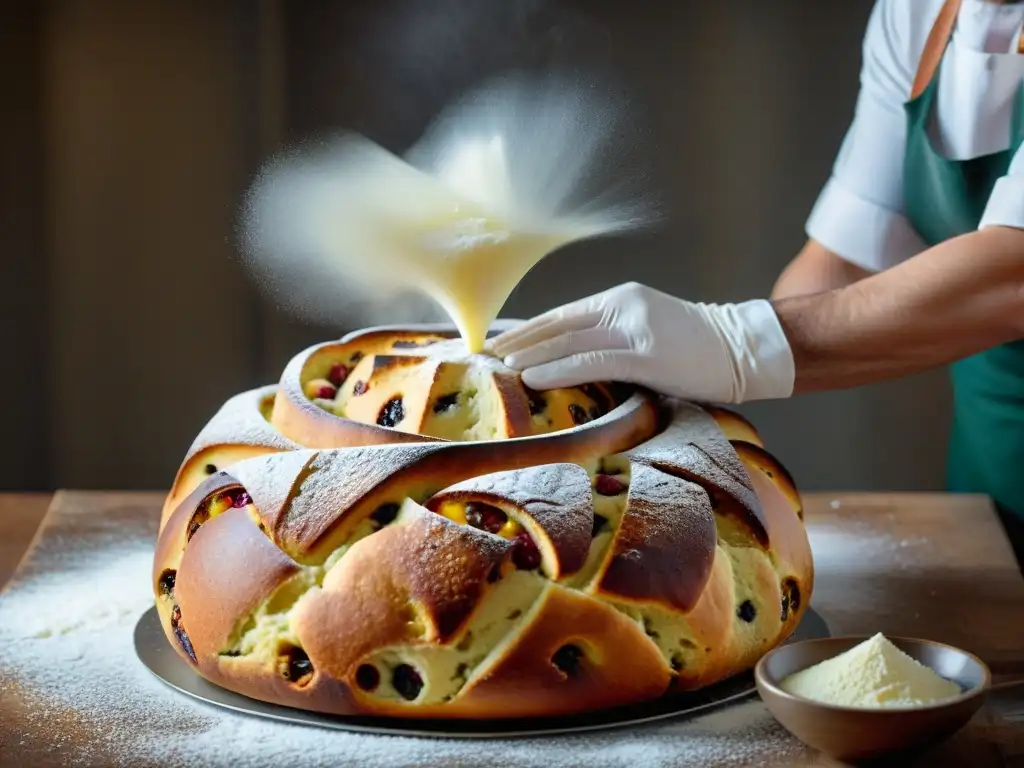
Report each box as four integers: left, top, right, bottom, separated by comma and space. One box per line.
377, 397, 405, 427
158, 569, 176, 597
594, 474, 626, 496
568, 404, 589, 425
327, 363, 349, 387
552, 644, 583, 676
230, 490, 251, 508
392, 664, 424, 700
314, 383, 337, 399
432, 392, 459, 413
352, 380, 369, 396
464, 502, 507, 534
737, 600, 757, 623
350, 351, 364, 363
511, 532, 541, 570
355, 664, 380, 691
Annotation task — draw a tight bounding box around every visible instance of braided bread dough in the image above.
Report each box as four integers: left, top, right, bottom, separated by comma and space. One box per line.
153, 325, 813, 719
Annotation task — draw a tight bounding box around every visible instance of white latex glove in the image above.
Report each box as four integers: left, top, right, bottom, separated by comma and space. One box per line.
487, 282, 795, 404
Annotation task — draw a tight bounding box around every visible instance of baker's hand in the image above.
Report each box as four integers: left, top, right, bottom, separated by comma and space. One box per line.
487, 282, 795, 403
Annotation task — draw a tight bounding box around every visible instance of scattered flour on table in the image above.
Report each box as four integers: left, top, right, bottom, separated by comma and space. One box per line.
808, 521, 931, 570
0, 522, 809, 767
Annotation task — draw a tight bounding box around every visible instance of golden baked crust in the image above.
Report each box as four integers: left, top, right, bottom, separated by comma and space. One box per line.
152, 325, 813, 719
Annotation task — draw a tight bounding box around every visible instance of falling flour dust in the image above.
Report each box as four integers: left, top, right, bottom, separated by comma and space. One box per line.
0, 508, 811, 767
238, 71, 660, 345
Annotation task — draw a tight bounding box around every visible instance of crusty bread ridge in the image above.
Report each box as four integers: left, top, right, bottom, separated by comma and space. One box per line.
152, 324, 813, 719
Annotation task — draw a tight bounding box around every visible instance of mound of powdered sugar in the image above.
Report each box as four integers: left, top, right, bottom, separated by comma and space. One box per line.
0, 495, 812, 767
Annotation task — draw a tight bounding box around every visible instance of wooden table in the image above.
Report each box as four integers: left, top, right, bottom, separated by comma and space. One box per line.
1, 491, 1022, 766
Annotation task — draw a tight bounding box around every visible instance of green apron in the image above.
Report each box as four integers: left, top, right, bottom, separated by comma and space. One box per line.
902, 31, 1024, 564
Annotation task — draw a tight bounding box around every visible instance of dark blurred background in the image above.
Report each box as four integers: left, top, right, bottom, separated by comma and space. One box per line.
1, 0, 950, 494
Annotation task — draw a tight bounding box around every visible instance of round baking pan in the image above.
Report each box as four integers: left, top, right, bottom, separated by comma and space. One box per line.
134, 605, 830, 738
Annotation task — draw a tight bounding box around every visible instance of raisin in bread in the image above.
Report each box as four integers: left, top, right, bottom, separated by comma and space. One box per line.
153, 323, 813, 719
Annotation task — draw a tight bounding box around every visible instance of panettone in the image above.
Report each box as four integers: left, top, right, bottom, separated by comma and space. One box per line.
153, 323, 813, 719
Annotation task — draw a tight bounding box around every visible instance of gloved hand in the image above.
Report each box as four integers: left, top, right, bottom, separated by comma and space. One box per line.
487, 282, 795, 404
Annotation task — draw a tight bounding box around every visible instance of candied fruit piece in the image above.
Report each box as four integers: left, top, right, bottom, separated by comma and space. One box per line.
511, 532, 541, 570
203, 463, 217, 475
207, 494, 232, 516
187, 492, 235, 541
352, 380, 369, 396
304, 378, 337, 400
327, 363, 349, 387
392, 664, 424, 701
350, 351, 364, 363
594, 474, 626, 496
230, 490, 251, 508
464, 502, 507, 535
434, 501, 467, 525
377, 397, 405, 428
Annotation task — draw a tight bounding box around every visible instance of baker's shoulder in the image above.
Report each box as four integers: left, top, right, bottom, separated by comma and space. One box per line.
869, 0, 945, 58
861, 0, 945, 93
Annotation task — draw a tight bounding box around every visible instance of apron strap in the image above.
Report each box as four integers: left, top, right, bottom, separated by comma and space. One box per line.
911, 0, 1024, 99
911, 0, 962, 100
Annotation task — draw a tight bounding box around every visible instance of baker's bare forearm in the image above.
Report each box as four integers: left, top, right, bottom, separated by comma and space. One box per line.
771, 227, 1024, 393
772, 239, 875, 299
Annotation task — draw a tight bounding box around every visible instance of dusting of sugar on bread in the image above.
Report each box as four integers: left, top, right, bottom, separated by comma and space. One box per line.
152, 327, 814, 720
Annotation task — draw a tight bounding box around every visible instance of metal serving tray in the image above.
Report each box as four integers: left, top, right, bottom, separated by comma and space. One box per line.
135, 605, 828, 738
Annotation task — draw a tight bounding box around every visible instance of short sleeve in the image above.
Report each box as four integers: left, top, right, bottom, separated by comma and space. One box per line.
805, 0, 929, 272
979, 141, 1024, 230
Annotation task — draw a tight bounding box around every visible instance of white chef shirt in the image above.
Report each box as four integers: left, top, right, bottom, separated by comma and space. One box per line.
805, 0, 1024, 272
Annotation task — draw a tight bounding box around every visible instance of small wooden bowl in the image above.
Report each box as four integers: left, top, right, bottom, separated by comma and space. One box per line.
754, 636, 991, 762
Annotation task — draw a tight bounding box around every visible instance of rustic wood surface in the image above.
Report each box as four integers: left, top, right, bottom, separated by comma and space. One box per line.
1, 491, 1022, 766
0, 493, 52, 590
